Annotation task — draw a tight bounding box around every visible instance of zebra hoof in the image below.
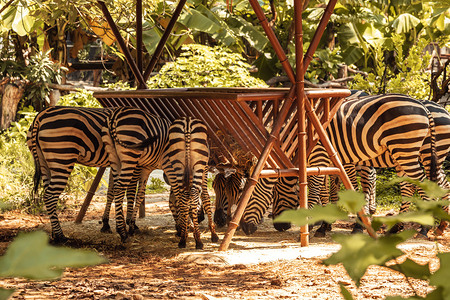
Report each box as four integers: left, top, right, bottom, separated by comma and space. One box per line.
273, 222, 291, 232
195, 241, 204, 249
51, 234, 68, 244
386, 223, 404, 235
240, 221, 257, 235
119, 233, 129, 243
100, 224, 112, 233
214, 209, 227, 228
178, 240, 187, 248
128, 224, 140, 236
211, 233, 219, 243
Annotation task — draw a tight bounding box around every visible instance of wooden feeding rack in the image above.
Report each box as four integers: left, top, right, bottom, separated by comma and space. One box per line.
75, 0, 375, 249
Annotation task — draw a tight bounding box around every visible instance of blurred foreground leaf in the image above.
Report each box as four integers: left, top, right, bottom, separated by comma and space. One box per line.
387, 258, 431, 280
337, 190, 366, 214
0, 289, 14, 300
0, 231, 107, 281
324, 230, 415, 286
430, 253, 450, 299
340, 284, 355, 300
373, 211, 435, 230
274, 204, 348, 227
390, 178, 449, 200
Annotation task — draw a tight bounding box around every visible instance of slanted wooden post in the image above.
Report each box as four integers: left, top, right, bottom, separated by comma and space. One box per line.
75, 167, 106, 223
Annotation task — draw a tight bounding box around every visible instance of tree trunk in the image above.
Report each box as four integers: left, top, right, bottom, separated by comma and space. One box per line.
0, 81, 25, 130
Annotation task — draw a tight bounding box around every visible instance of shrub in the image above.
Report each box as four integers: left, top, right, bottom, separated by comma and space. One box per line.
147, 44, 268, 88
0, 107, 36, 211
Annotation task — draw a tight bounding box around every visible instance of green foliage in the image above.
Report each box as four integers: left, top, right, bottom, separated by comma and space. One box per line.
0, 231, 107, 299
147, 44, 268, 88
57, 89, 101, 108
375, 169, 402, 209
324, 230, 415, 286
274, 179, 450, 298
24, 50, 66, 109
0, 107, 36, 211
146, 177, 168, 194
349, 37, 432, 99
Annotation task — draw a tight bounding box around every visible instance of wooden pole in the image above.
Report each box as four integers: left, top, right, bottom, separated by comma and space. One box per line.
136, 0, 144, 89
219, 88, 297, 251
75, 167, 106, 223
97, 1, 147, 88
294, 0, 309, 246
143, 0, 187, 81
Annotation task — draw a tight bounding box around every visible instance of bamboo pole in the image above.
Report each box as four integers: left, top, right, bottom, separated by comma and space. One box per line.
218, 88, 297, 251
75, 167, 106, 223
97, 1, 147, 88
294, 0, 309, 246
143, 0, 187, 81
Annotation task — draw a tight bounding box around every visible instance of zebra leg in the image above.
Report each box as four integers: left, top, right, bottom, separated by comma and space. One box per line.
44, 191, 67, 243
200, 171, 219, 243
191, 189, 204, 249
113, 179, 129, 243
125, 168, 141, 227
359, 166, 377, 215
101, 171, 114, 233
169, 189, 181, 236
178, 191, 190, 249
43, 174, 70, 243
128, 168, 152, 236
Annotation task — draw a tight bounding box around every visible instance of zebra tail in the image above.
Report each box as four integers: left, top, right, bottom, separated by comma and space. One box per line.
124, 136, 159, 149
27, 118, 42, 203
426, 107, 438, 182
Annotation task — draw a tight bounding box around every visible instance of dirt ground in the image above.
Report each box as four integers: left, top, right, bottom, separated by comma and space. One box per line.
0, 193, 449, 300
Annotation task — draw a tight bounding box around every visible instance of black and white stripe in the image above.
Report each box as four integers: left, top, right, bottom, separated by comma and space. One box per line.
102, 107, 171, 242
161, 117, 218, 249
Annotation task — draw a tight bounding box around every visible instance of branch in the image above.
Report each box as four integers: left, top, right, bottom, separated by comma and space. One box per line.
47, 83, 110, 92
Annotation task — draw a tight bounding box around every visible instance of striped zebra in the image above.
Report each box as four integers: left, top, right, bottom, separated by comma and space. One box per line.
325, 99, 450, 234
26, 106, 147, 243
238, 94, 439, 235
212, 171, 245, 227
212, 172, 298, 235
161, 117, 219, 249
101, 106, 171, 242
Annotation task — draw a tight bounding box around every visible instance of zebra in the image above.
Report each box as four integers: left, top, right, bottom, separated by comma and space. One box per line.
238, 94, 440, 235
161, 117, 219, 249
212, 171, 245, 228
212, 172, 298, 235
26, 106, 148, 243
101, 106, 171, 242
324, 99, 450, 234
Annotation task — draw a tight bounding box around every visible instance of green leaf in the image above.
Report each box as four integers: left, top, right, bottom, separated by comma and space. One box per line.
0, 288, 14, 300
387, 258, 431, 280
337, 190, 366, 214
274, 204, 349, 227
324, 230, 415, 286
227, 15, 268, 52
11, 4, 36, 37
342, 45, 364, 66
430, 253, 450, 299
390, 177, 449, 200
374, 211, 435, 230
386, 287, 445, 300
392, 13, 421, 34
178, 8, 221, 36
340, 284, 355, 300
0, 231, 107, 280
